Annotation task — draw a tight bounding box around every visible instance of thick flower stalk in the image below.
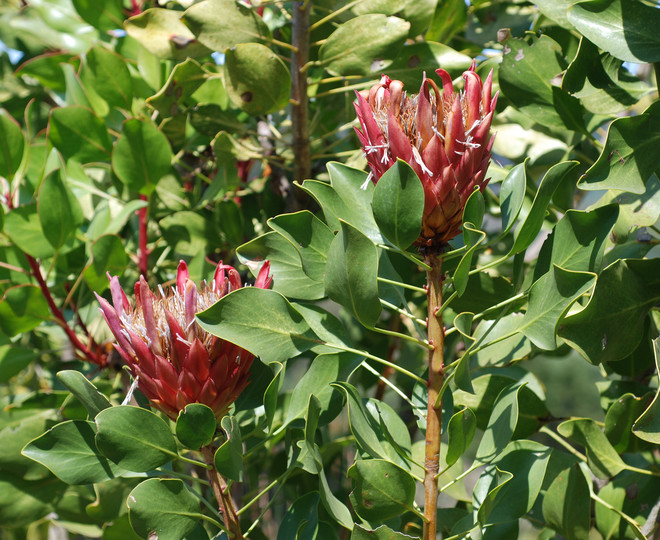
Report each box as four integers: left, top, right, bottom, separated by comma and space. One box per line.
354, 61, 497, 249
96, 261, 272, 420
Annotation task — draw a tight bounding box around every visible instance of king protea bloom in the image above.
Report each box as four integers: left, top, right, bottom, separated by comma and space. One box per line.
96, 261, 272, 420
354, 61, 497, 249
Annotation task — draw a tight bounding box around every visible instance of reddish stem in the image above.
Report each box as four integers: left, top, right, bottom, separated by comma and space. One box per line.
138, 194, 149, 278
25, 255, 101, 364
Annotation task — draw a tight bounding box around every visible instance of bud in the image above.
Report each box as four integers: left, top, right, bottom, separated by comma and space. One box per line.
96, 261, 272, 420
354, 62, 497, 249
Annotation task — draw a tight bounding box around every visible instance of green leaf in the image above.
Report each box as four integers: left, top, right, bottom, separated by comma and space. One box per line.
372, 160, 424, 250
558, 418, 625, 478
325, 221, 382, 327
535, 205, 619, 278
499, 162, 527, 236
535, 0, 580, 27
224, 43, 291, 116
351, 524, 417, 539
95, 406, 178, 472
348, 459, 416, 521
454, 191, 487, 297
159, 210, 219, 257
474, 467, 514, 526
319, 466, 354, 531
37, 169, 83, 249
475, 384, 522, 463
0, 345, 36, 382
520, 265, 596, 350
589, 176, 660, 244
578, 104, 660, 194
284, 352, 362, 426
112, 118, 173, 195
298, 162, 384, 243
127, 478, 202, 540
237, 232, 325, 301
511, 161, 579, 254
22, 420, 126, 485
632, 338, 660, 443
85, 46, 133, 110
83, 234, 129, 293
197, 287, 319, 364
426, 0, 467, 43
175, 404, 216, 450
0, 285, 51, 337
72, 0, 123, 31
567, 0, 660, 63
0, 109, 25, 181
559, 258, 660, 364
499, 36, 583, 131
147, 59, 207, 118
267, 211, 334, 281
125, 8, 212, 60
48, 106, 112, 163
445, 407, 476, 467
319, 15, 410, 76
214, 416, 243, 482
182, 0, 270, 51
0, 471, 65, 528
542, 465, 591, 540
56, 370, 111, 419
471, 314, 533, 368
278, 492, 319, 540
605, 392, 653, 453
3, 204, 54, 259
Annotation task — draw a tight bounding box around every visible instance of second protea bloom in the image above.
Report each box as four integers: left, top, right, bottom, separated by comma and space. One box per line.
96, 261, 272, 420
354, 62, 497, 249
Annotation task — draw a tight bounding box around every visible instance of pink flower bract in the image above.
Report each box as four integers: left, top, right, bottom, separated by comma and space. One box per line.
96, 261, 272, 420
354, 62, 498, 249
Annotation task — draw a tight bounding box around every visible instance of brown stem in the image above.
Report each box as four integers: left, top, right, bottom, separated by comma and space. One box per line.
423, 254, 445, 539
291, 0, 311, 184
25, 255, 101, 365
200, 445, 243, 539
137, 194, 149, 278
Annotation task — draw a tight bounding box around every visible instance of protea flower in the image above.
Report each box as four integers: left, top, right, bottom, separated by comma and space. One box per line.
354, 61, 497, 249
96, 261, 272, 420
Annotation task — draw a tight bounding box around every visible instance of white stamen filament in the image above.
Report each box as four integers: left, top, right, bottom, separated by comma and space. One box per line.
360, 172, 373, 190
412, 146, 433, 176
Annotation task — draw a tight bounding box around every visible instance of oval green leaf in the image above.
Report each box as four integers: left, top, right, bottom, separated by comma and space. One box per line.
175, 403, 216, 450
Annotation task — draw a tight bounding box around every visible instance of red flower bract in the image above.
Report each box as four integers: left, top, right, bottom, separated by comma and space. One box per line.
96, 261, 272, 420
354, 61, 498, 249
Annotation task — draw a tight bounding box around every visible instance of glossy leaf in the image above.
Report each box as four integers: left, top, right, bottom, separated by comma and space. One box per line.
499, 162, 527, 236
183, 0, 269, 51
475, 384, 522, 463
348, 459, 416, 521
474, 466, 514, 526
224, 43, 291, 116
175, 404, 216, 450
0, 345, 36, 383
147, 59, 207, 118
83, 234, 128, 293
520, 265, 595, 350
567, 0, 660, 63
385, 42, 471, 88
278, 492, 320, 539
0, 109, 25, 181
0, 285, 51, 337
112, 118, 173, 195
351, 524, 417, 539
578, 104, 660, 194
3, 204, 54, 259
127, 478, 202, 540
56, 370, 111, 419
372, 160, 424, 250
558, 418, 625, 478
454, 191, 487, 296
559, 258, 660, 364
125, 8, 212, 60
0, 471, 64, 528
85, 46, 132, 110
605, 392, 653, 453
632, 338, 660, 443
48, 106, 112, 163
325, 221, 382, 327
22, 420, 126, 484
511, 161, 579, 254
426, 0, 467, 43
319, 15, 410, 76
95, 406, 178, 472
72, 0, 123, 32
37, 169, 83, 249
214, 416, 243, 482
319, 466, 354, 531
197, 287, 319, 364
445, 407, 476, 467
542, 465, 591, 540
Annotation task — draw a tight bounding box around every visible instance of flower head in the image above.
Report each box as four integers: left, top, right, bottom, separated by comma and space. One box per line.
354, 61, 498, 249
96, 261, 272, 420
